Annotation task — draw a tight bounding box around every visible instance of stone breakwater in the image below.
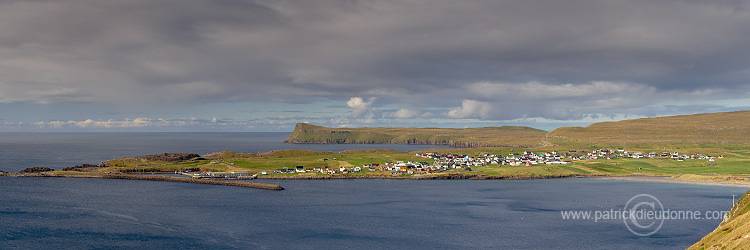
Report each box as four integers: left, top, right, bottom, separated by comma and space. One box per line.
0, 172, 284, 190
95, 174, 285, 190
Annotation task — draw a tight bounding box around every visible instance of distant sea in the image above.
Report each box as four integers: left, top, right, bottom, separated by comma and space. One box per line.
0, 133, 745, 249
0, 132, 458, 173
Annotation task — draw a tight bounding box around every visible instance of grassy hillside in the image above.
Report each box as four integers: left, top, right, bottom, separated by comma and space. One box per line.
74, 144, 750, 179
689, 190, 750, 249
285, 123, 549, 148
288, 111, 750, 148
549, 111, 750, 147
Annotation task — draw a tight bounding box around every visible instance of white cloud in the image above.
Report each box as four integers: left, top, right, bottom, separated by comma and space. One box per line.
25, 117, 278, 130
346, 97, 377, 118
392, 108, 420, 119
447, 100, 492, 119
36, 118, 178, 129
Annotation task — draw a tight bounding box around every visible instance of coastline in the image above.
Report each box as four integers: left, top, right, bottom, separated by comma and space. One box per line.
6, 171, 750, 189
591, 175, 750, 188
0, 172, 284, 190
255, 173, 750, 189
256, 173, 589, 180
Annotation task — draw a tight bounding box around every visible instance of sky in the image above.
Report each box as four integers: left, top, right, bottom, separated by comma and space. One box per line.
2, 0, 750, 132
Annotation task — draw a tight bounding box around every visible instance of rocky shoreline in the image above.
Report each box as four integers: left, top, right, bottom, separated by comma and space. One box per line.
6, 170, 750, 190
0, 171, 284, 190
254, 173, 750, 188
256, 172, 592, 180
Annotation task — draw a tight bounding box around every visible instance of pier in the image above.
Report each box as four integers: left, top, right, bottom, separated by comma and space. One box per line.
95, 174, 283, 190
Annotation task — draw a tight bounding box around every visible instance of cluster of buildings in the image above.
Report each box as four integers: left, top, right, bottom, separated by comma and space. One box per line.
571, 148, 720, 161
376, 161, 447, 174
268, 148, 720, 175
277, 165, 368, 174
181, 171, 254, 179
276, 162, 444, 175
417, 152, 572, 167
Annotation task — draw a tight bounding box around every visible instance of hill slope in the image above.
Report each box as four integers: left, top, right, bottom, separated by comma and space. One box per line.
689, 190, 750, 249
285, 123, 549, 148
549, 110, 750, 146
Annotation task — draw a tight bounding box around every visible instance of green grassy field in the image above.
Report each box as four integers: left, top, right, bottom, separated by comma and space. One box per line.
85, 145, 750, 181
86, 110, 750, 178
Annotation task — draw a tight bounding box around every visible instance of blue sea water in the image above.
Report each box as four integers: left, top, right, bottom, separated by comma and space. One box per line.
0, 133, 746, 249
0, 132, 456, 173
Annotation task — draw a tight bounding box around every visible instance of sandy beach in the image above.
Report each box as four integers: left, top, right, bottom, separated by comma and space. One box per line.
592, 175, 750, 188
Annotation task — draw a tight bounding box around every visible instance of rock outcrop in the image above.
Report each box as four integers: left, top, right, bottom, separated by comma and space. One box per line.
21, 167, 54, 173
136, 153, 201, 162
63, 163, 105, 172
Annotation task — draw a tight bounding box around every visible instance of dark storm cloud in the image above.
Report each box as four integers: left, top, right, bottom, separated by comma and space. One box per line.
2, 0, 750, 120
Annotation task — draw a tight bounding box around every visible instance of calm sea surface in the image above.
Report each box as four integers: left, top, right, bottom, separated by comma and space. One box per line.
0, 132, 455, 173
0, 133, 746, 249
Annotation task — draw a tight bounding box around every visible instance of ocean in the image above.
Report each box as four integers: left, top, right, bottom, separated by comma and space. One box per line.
0, 132, 455, 173
0, 133, 745, 249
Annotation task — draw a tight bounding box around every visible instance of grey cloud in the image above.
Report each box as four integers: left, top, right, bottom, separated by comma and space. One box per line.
1, 0, 750, 120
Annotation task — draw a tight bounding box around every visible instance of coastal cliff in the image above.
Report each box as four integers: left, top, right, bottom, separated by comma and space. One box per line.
286, 111, 750, 148
689, 190, 750, 249
284, 123, 548, 148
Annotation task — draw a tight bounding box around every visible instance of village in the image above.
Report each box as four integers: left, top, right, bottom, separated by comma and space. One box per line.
268, 148, 721, 176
